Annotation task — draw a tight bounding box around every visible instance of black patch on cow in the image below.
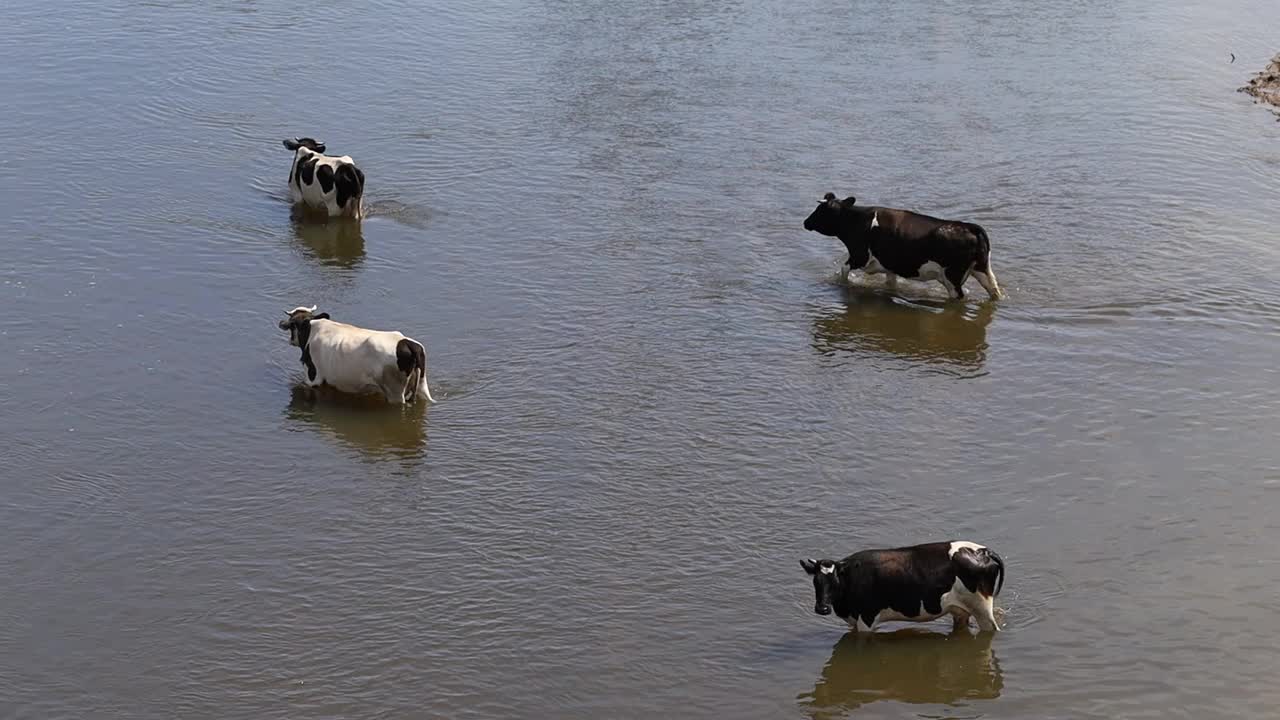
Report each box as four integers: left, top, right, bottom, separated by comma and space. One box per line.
395, 338, 427, 403
283, 314, 328, 382
292, 319, 316, 379
298, 156, 318, 186
316, 164, 335, 193
945, 266, 968, 299
967, 224, 993, 272
395, 338, 417, 375
284, 137, 326, 152
300, 345, 317, 381
334, 163, 364, 211
952, 547, 1005, 597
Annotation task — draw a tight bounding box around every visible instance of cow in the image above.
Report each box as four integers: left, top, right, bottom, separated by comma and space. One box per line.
803, 193, 1003, 300
283, 137, 365, 219
800, 541, 1005, 633
278, 305, 436, 405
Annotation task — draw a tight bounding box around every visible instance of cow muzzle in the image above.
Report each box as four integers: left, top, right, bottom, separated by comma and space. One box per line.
814, 604, 832, 616
803, 218, 814, 231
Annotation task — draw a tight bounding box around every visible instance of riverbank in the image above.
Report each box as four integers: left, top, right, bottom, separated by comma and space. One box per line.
1240, 52, 1280, 115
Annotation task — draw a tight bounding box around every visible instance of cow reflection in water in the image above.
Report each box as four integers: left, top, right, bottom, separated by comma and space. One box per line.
290, 210, 365, 269
798, 628, 1002, 718
811, 288, 995, 370
286, 384, 427, 460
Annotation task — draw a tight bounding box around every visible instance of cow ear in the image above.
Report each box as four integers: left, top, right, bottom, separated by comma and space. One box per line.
800, 558, 818, 575
313, 143, 327, 153
283, 138, 300, 151
843, 196, 856, 206
312, 312, 330, 320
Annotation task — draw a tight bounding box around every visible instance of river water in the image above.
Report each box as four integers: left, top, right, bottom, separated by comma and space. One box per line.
2, 1, 1279, 718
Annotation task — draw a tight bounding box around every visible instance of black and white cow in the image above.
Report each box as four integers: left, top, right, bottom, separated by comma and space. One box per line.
283, 137, 365, 219
278, 305, 435, 405
801, 541, 1005, 632
803, 193, 1003, 300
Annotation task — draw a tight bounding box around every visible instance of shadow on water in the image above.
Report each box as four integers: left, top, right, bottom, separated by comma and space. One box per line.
289, 210, 366, 269
811, 287, 996, 373
284, 384, 429, 462
797, 628, 1003, 719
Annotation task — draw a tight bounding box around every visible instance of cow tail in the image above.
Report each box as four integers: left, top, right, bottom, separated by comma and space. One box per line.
988, 549, 1005, 597
971, 224, 993, 272
410, 340, 435, 404
415, 340, 436, 403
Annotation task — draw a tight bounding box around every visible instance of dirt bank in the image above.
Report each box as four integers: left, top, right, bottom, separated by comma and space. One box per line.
1240, 52, 1280, 116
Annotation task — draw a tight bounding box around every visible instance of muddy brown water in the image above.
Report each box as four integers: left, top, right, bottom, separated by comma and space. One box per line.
3, 0, 1280, 718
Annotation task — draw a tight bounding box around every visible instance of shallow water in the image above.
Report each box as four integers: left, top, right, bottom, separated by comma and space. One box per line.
2, 0, 1279, 717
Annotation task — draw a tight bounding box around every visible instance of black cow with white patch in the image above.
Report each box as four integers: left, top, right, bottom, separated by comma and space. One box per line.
283, 137, 365, 219
801, 541, 1005, 633
804, 193, 1003, 300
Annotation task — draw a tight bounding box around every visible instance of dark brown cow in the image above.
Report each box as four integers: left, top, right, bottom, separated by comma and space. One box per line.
804, 193, 1003, 300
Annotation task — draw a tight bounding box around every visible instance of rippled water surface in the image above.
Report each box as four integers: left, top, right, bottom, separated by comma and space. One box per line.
3, 1, 1279, 717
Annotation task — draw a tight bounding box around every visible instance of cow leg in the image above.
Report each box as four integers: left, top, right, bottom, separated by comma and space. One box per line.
951, 609, 971, 632
972, 595, 1000, 632
972, 267, 1003, 300
885, 273, 898, 290
939, 268, 966, 300
381, 377, 408, 405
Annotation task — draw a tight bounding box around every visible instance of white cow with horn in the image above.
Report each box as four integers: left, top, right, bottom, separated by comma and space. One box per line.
278, 305, 436, 405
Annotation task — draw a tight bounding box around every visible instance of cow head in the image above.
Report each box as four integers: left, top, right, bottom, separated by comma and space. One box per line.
283, 137, 326, 154
279, 305, 329, 347
803, 192, 857, 236
800, 558, 840, 616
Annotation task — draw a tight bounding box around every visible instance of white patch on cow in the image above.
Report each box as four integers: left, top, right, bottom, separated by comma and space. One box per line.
938, 576, 1001, 632
847, 605, 945, 632
820, 563, 835, 575
973, 593, 1000, 632
869, 212, 879, 229
948, 540, 985, 558
913, 261, 945, 281
940, 578, 979, 615
875, 606, 936, 625
840, 260, 854, 283
288, 305, 318, 315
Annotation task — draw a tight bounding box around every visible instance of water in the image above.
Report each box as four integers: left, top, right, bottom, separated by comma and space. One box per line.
2, 1, 1279, 717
